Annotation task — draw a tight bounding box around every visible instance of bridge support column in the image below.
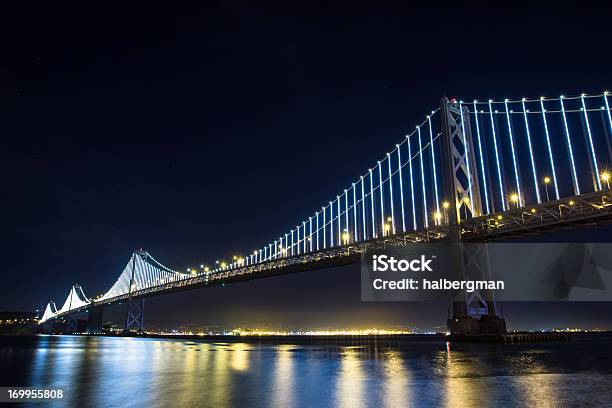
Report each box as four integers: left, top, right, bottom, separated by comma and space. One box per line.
440, 96, 506, 336
124, 251, 145, 333
64, 314, 78, 334
87, 305, 104, 334
124, 298, 144, 333
39, 321, 54, 335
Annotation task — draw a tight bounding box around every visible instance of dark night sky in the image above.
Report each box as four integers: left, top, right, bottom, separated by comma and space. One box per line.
2, 3, 612, 330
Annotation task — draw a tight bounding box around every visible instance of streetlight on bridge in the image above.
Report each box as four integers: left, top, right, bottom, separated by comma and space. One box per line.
543, 176, 551, 202
601, 171, 611, 189
342, 230, 350, 245
509, 193, 519, 209
442, 201, 450, 224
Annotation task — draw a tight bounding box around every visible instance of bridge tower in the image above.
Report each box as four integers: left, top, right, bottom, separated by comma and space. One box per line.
439, 96, 507, 335
63, 285, 78, 334
124, 250, 146, 333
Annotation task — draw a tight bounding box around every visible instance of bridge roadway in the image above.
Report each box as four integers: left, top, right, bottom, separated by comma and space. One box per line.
53, 189, 612, 318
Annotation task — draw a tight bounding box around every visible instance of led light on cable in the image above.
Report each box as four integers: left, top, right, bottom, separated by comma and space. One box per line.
369, 169, 376, 238
560, 96, 580, 195
581, 94, 601, 190
473, 102, 490, 213
407, 134, 417, 230
488, 100, 506, 211
396, 144, 406, 232
386, 153, 396, 234
504, 99, 522, 207
427, 115, 440, 214
378, 161, 385, 236
539, 98, 560, 199
417, 126, 428, 227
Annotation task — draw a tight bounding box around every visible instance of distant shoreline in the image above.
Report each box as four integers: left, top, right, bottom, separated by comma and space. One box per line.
44, 333, 446, 344
20, 331, 611, 345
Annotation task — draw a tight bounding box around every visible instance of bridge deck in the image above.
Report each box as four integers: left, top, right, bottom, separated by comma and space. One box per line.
52, 190, 612, 318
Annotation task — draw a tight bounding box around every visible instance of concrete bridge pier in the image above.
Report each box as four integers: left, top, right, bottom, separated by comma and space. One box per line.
64, 314, 78, 334
39, 321, 55, 334
87, 305, 104, 334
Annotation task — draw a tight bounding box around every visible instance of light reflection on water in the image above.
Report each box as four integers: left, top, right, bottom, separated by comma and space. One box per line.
335, 347, 364, 408
383, 350, 409, 407
1, 334, 612, 407
273, 344, 294, 407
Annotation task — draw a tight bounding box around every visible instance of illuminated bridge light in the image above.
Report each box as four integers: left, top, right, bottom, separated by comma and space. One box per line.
290, 230, 294, 256
309, 217, 313, 252
337, 196, 341, 245
285, 233, 289, 257
581, 94, 601, 191
315, 212, 319, 250
369, 169, 376, 238
602, 171, 611, 189
329, 201, 334, 247
489, 100, 506, 211
386, 153, 396, 234
604, 92, 612, 144
378, 161, 385, 236
323, 206, 327, 248
540, 98, 560, 200
396, 144, 406, 232
417, 126, 428, 228
352, 183, 358, 241
521, 98, 541, 203
473, 102, 490, 213
560, 96, 580, 195
295, 225, 300, 255
504, 99, 522, 207
361, 176, 367, 240
342, 231, 349, 245
407, 134, 416, 230
428, 115, 440, 214
344, 189, 349, 242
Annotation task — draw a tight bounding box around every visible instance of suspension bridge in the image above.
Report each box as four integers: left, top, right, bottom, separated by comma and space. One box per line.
39, 92, 612, 334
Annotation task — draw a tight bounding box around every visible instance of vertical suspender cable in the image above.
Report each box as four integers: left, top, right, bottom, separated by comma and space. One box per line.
488, 101, 506, 211
540, 98, 560, 199
417, 126, 428, 227
504, 100, 522, 206
581, 95, 601, 190
560, 96, 580, 195
386, 153, 396, 234
361, 176, 367, 240
473, 103, 490, 213
378, 161, 385, 236
407, 135, 417, 230
521, 99, 541, 203
397, 144, 406, 232
428, 115, 440, 214
369, 169, 376, 238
